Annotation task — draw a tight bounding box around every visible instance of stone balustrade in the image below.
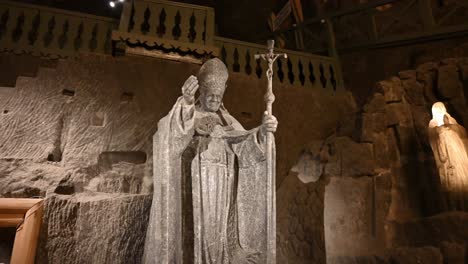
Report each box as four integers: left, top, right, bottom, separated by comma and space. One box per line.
215, 37, 343, 91
113, 0, 217, 56
0, 0, 118, 58
0, 0, 344, 91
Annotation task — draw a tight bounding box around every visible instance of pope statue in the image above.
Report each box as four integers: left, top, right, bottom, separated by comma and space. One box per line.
143, 58, 278, 264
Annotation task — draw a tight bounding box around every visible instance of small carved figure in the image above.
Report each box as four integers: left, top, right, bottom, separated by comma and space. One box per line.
428, 102, 468, 211
143, 58, 278, 264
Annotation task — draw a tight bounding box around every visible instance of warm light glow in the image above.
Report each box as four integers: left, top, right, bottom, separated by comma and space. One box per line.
429, 101, 468, 205
432, 102, 446, 126
109, 1, 115, 7
119, 0, 125, 2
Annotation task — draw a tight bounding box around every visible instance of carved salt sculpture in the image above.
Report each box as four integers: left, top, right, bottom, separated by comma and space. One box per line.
143, 58, 278, 264
428, 102, 468, 211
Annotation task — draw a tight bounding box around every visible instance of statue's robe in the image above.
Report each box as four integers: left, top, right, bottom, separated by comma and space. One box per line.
428, 114, 468, 210
144, 97, 270, 264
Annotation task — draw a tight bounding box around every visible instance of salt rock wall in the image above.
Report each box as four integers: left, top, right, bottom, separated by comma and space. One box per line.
276, 56, 468, 264
323, 57, 468, 263
0, 52, 356, 262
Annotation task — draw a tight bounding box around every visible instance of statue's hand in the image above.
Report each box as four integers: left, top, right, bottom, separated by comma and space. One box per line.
260, 111, 278, 136
182, 75, 199, 104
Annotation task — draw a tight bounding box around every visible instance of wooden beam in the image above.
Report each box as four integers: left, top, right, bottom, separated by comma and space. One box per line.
0, 214, 24, 228
0, 198, 43, 215
274, 0, 399, 34
10, 200, 44, 264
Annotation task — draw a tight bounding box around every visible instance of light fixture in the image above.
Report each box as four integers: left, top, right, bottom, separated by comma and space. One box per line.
109, 1, 115, 7
119, 0, 125, 2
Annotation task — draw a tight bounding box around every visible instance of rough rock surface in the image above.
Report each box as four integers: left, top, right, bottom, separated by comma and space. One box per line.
36, 193, 151, 263
1, 51, 468, 264
323, 56, 468, 263
0, 52, 357, 263
277, 170, 327, 264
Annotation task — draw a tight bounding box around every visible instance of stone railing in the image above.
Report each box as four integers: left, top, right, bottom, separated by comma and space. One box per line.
0, 0, 344, 91
0, 0, 118, 58
113, 0, 217, 56
215, 37, 343, 91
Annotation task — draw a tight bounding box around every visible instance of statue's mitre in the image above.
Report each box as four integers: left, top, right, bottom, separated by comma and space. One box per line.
197, 58, 228, 94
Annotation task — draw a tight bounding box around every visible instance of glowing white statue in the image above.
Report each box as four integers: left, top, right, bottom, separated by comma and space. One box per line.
428, 102, 468, 211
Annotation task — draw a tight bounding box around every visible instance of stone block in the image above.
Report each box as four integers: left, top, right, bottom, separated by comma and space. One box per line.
377, 77, 404, 103
325, 175, 391, 259
402, 78, 425, 106
36, 193, 152, 264
363, 93, 386, 113
361, 112, 387, 142
324, 137, 377, 177
277, 170, 326, 264
385, 102, 413, 128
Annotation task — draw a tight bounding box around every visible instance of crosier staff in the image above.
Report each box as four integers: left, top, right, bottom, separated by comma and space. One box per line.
254, 40, 287, 264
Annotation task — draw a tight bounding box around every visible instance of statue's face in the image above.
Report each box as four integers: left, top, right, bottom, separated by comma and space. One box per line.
432, 103, 447, 125
200, 89, 224, 112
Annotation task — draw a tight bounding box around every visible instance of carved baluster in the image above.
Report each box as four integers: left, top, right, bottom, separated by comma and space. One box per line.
31, 10, 51, 56
43, 15, 56, 49
298, 60, 305, 86
27, 12, 40, 46
67, 16, 81, 52
164, 6, 176, 41
187, 11, 196, 43
15, 8, 36, 52
171, 10, 182, 41
308, 61, 317, 88
0, 7, 9, 41
51, 15, 69, 57
237, 46, 248, 75
329, 64, 337, 91
301, 59, 310, 88
127, 1, 135, 32
73, 21, 84, 51
147, 4, 158, 38
58, 19, 69, 50
155, 7, 166, 38
103, 26, 112, 54
11, 11, 25, 43
177, 8, 191, 43
255, 51, 263, 79
2, 6, 22, 50
204, 8, 214, 45
193, 10, 205, 44
130, 2, 145, 35
201, 13, 206, 43
232, 47, 240, 72
140, 6, 151, 35
79, 21, 93, 53
244, 49, 252, 75
276, 58, 284, 83
88, 23, 98, 52
286, 56, 295, 85
319, 63, 327, 89
220, 44, 228, 69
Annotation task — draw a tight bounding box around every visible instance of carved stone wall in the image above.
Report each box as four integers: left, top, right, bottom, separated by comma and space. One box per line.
0, 52, 356, 262
321, 56, 468, 263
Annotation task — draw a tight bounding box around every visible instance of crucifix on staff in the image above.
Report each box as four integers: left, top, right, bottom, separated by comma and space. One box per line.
255, 39, 287, 264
